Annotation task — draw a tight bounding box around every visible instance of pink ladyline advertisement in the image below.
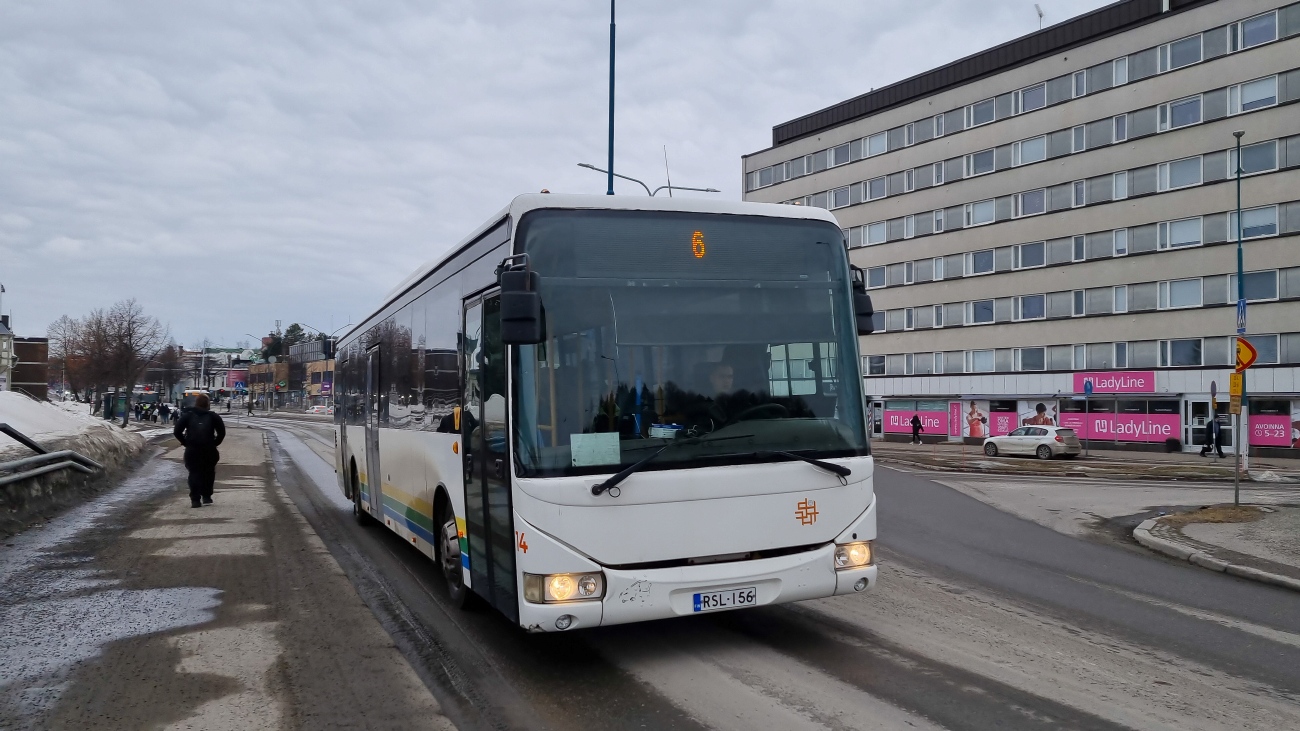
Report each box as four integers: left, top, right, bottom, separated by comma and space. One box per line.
949, 402, 961, 437
1249, 414, 1290, 446
1073, 371, 1156, 394
1058, 411, 1179, 442
988, 412, 1017, 436
884, 410, 949, 435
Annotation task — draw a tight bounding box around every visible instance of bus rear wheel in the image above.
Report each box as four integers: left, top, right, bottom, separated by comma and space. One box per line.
352, 464, 374, 527
437, 501, 471, 608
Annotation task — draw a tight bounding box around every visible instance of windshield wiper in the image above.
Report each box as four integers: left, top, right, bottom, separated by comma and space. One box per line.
590, 432, 754, 496
754, 450, 851, 478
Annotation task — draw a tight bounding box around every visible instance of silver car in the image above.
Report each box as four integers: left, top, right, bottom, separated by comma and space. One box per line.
983, 425, 1082, 459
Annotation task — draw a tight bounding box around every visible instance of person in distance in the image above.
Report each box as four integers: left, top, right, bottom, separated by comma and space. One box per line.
173, 393, 226, 508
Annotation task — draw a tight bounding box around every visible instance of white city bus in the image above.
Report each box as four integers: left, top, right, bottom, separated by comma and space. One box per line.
334, 194, 877, 631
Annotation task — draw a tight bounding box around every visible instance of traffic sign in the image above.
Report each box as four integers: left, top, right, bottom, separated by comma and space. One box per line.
1083, 380, 1093, 396
1229, 372, 1243, 396
1236, 298, 1247, 334
1235, 337, 1258, 372
1229, 395, 1242, 415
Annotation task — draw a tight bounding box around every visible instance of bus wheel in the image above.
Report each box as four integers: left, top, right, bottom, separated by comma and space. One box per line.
436, 501, 471, 608
352, 464, 374, 527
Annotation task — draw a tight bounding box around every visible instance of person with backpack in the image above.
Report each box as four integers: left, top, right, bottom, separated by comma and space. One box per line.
910, 413, 924, 444
173, 393, 226, 508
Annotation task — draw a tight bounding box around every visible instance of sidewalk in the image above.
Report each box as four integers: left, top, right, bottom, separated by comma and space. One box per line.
0, 425, 455, 729
1135, 506, 1300, 592
872, 438, 1300, 482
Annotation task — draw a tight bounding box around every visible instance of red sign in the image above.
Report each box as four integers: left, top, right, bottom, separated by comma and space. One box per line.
1073, 371, 1156, 394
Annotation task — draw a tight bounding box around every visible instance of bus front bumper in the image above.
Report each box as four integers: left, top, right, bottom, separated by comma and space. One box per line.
517, 543, 876, 632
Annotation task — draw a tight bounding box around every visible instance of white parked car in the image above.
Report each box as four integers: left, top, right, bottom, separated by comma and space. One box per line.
983, 425, 1082, 459
309, 405, 331, 414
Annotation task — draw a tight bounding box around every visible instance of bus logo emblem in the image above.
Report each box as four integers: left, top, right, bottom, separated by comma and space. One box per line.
795, 499, 818, 526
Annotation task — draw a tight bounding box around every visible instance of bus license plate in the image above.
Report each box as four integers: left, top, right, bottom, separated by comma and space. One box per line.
693, 586, 757, 612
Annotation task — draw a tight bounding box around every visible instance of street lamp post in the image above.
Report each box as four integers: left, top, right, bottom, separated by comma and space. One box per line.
577, 163, 721, 196
607, 0, 616, 196
1233, 129, 1246, 505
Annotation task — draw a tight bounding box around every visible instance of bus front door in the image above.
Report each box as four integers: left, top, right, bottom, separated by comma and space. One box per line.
364, 346, 383, 518
461, 294, 518, 621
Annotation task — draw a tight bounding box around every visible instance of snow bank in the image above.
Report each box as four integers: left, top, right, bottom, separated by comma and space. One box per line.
0, 391, 143, 460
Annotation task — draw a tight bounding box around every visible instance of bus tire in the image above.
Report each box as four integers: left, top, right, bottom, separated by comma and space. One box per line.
435, 495, 472, 608
352, 461, 374, 527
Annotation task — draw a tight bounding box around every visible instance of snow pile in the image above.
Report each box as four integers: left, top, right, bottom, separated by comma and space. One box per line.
0, 392, 143, 458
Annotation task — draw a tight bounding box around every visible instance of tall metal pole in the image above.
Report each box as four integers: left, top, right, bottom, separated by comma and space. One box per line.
1233, 130, 1244, 506
606, 0, 616, 196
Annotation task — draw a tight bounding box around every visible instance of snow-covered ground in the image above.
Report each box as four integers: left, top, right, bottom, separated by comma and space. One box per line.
0, 392, 143, 460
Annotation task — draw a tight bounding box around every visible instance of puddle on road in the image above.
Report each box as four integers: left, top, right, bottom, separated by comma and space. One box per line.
0, 456, 224, 728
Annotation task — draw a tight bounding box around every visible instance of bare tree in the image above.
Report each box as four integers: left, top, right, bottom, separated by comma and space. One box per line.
106, 299, 169, 427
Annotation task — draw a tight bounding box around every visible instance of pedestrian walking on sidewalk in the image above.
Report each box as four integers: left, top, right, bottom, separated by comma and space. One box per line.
910, 413, 924, 444
174, 393, 226, 508
1200, 417, 1225, 458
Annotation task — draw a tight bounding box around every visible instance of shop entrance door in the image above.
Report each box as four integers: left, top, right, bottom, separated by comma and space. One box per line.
1185, 400, 1233, 453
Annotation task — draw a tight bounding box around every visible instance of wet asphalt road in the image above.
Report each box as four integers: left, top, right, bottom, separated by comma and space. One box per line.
248, 415, 1300, 731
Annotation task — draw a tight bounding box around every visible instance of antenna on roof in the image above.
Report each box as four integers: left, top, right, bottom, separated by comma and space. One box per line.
1034, 4, 1044, 29
662, 146, 673, 198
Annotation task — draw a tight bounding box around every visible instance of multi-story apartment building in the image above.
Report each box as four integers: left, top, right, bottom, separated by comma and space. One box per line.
744, 0, 1300, 455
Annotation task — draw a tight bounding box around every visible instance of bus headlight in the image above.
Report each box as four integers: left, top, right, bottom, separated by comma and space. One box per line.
834, 542, 873, 570
524, 572, 606, 603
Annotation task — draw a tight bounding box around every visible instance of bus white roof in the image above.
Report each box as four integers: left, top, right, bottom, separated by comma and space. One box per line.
370, 194, 840, 334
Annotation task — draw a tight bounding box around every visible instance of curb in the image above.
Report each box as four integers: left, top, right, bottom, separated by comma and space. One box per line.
1133, 519, 1300, 593
875, 455, 1300, 484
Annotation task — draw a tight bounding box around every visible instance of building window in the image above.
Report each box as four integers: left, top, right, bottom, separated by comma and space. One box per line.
1015, 189, 1047, 218
1158, 278, 1202, 309
1074, 345, 1087, 369
1016, 347, 1046, 371
933, 257, 945, 281
1159, 96, 1201, 131
1251, 334, 1279, 365
1114, 342, 1128, 368
932, 114, 944, 138
866, 132, 887, 157
1015, 241, 1046, 269
1113, 114, 1127, 142
933, 352, 944, 374
1230, 140, 1278, 176
1073, 290, 1085, 316
933, 209, 944, 233
1072, 70, 1086, 97
904, 123, 916, 146
904, 261, 915, 284
1113, 171, 1128, 200
932, 161, 945, 186
1230, 76, 1278, 115
1114, 228, 1129, 256
867, 267, 885, 288
1072, 181, 1085, 207
967, 350, 995, 373
1016, 83, 1046, 113
968, 299, 995, 324
933, 304, 944, 328
1229, 270, 1279, 302
968, 249, 995, 275
830, 186, 851, 209
965, 199, 995, 227
1114, 285, 1128, 313
832, 143, 850, 167
1158, 35, 1201, 73
904, 307, 915, 330
1013, 136, 1047, 166
965, 98, 995, 128
1113, 57, 1128, 86
1160, 339, 1203, 367
1071, 125, 1086, 152
1158, 217, 1202, 249
866, 221, 887, 245
1229, 205, 1279, 240
904, 169, 915, 192
1016, 294, 1046, 321
964, 149, 995, 176
865, 355, 885, 375
1157, 156, 1202, 191
868, 177, 887, 200
1236, 11, 1277, 50
1072, 235, 1085, 262
903, 215, 915, 239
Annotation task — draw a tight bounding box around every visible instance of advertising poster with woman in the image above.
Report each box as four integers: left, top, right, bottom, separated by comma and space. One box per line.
1019, 401, 1058, 427
963, 400, 989, 438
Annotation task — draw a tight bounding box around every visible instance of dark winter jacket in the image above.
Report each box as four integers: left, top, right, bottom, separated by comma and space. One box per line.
174, 407, 226, 452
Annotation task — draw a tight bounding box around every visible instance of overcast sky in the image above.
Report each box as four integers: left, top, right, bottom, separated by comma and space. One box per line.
1, 0, 1112, 349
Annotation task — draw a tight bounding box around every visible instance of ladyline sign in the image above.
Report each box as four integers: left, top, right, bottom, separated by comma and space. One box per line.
1073, 371, 1156, 394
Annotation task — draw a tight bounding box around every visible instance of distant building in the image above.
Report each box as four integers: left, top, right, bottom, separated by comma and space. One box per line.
0, 315, 12, 392
12, 338, 49, 401
744, 0, 1300, 455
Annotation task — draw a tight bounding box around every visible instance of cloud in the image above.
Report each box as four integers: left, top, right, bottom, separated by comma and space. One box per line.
0, 0, 1110, 345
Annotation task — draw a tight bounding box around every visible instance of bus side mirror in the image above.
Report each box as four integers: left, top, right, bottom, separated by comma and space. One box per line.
498, 256, 544, 344
851, 266, 875, 335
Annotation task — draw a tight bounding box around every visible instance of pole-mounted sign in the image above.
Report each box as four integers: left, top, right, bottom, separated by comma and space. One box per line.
1235, 337, 1257, 373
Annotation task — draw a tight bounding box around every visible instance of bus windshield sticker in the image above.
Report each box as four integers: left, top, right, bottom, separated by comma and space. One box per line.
570, 433, 621, 467
649, 424, 683, 439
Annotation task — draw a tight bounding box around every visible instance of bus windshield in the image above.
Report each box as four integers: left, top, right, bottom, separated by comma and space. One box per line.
512, 209, 869, 478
